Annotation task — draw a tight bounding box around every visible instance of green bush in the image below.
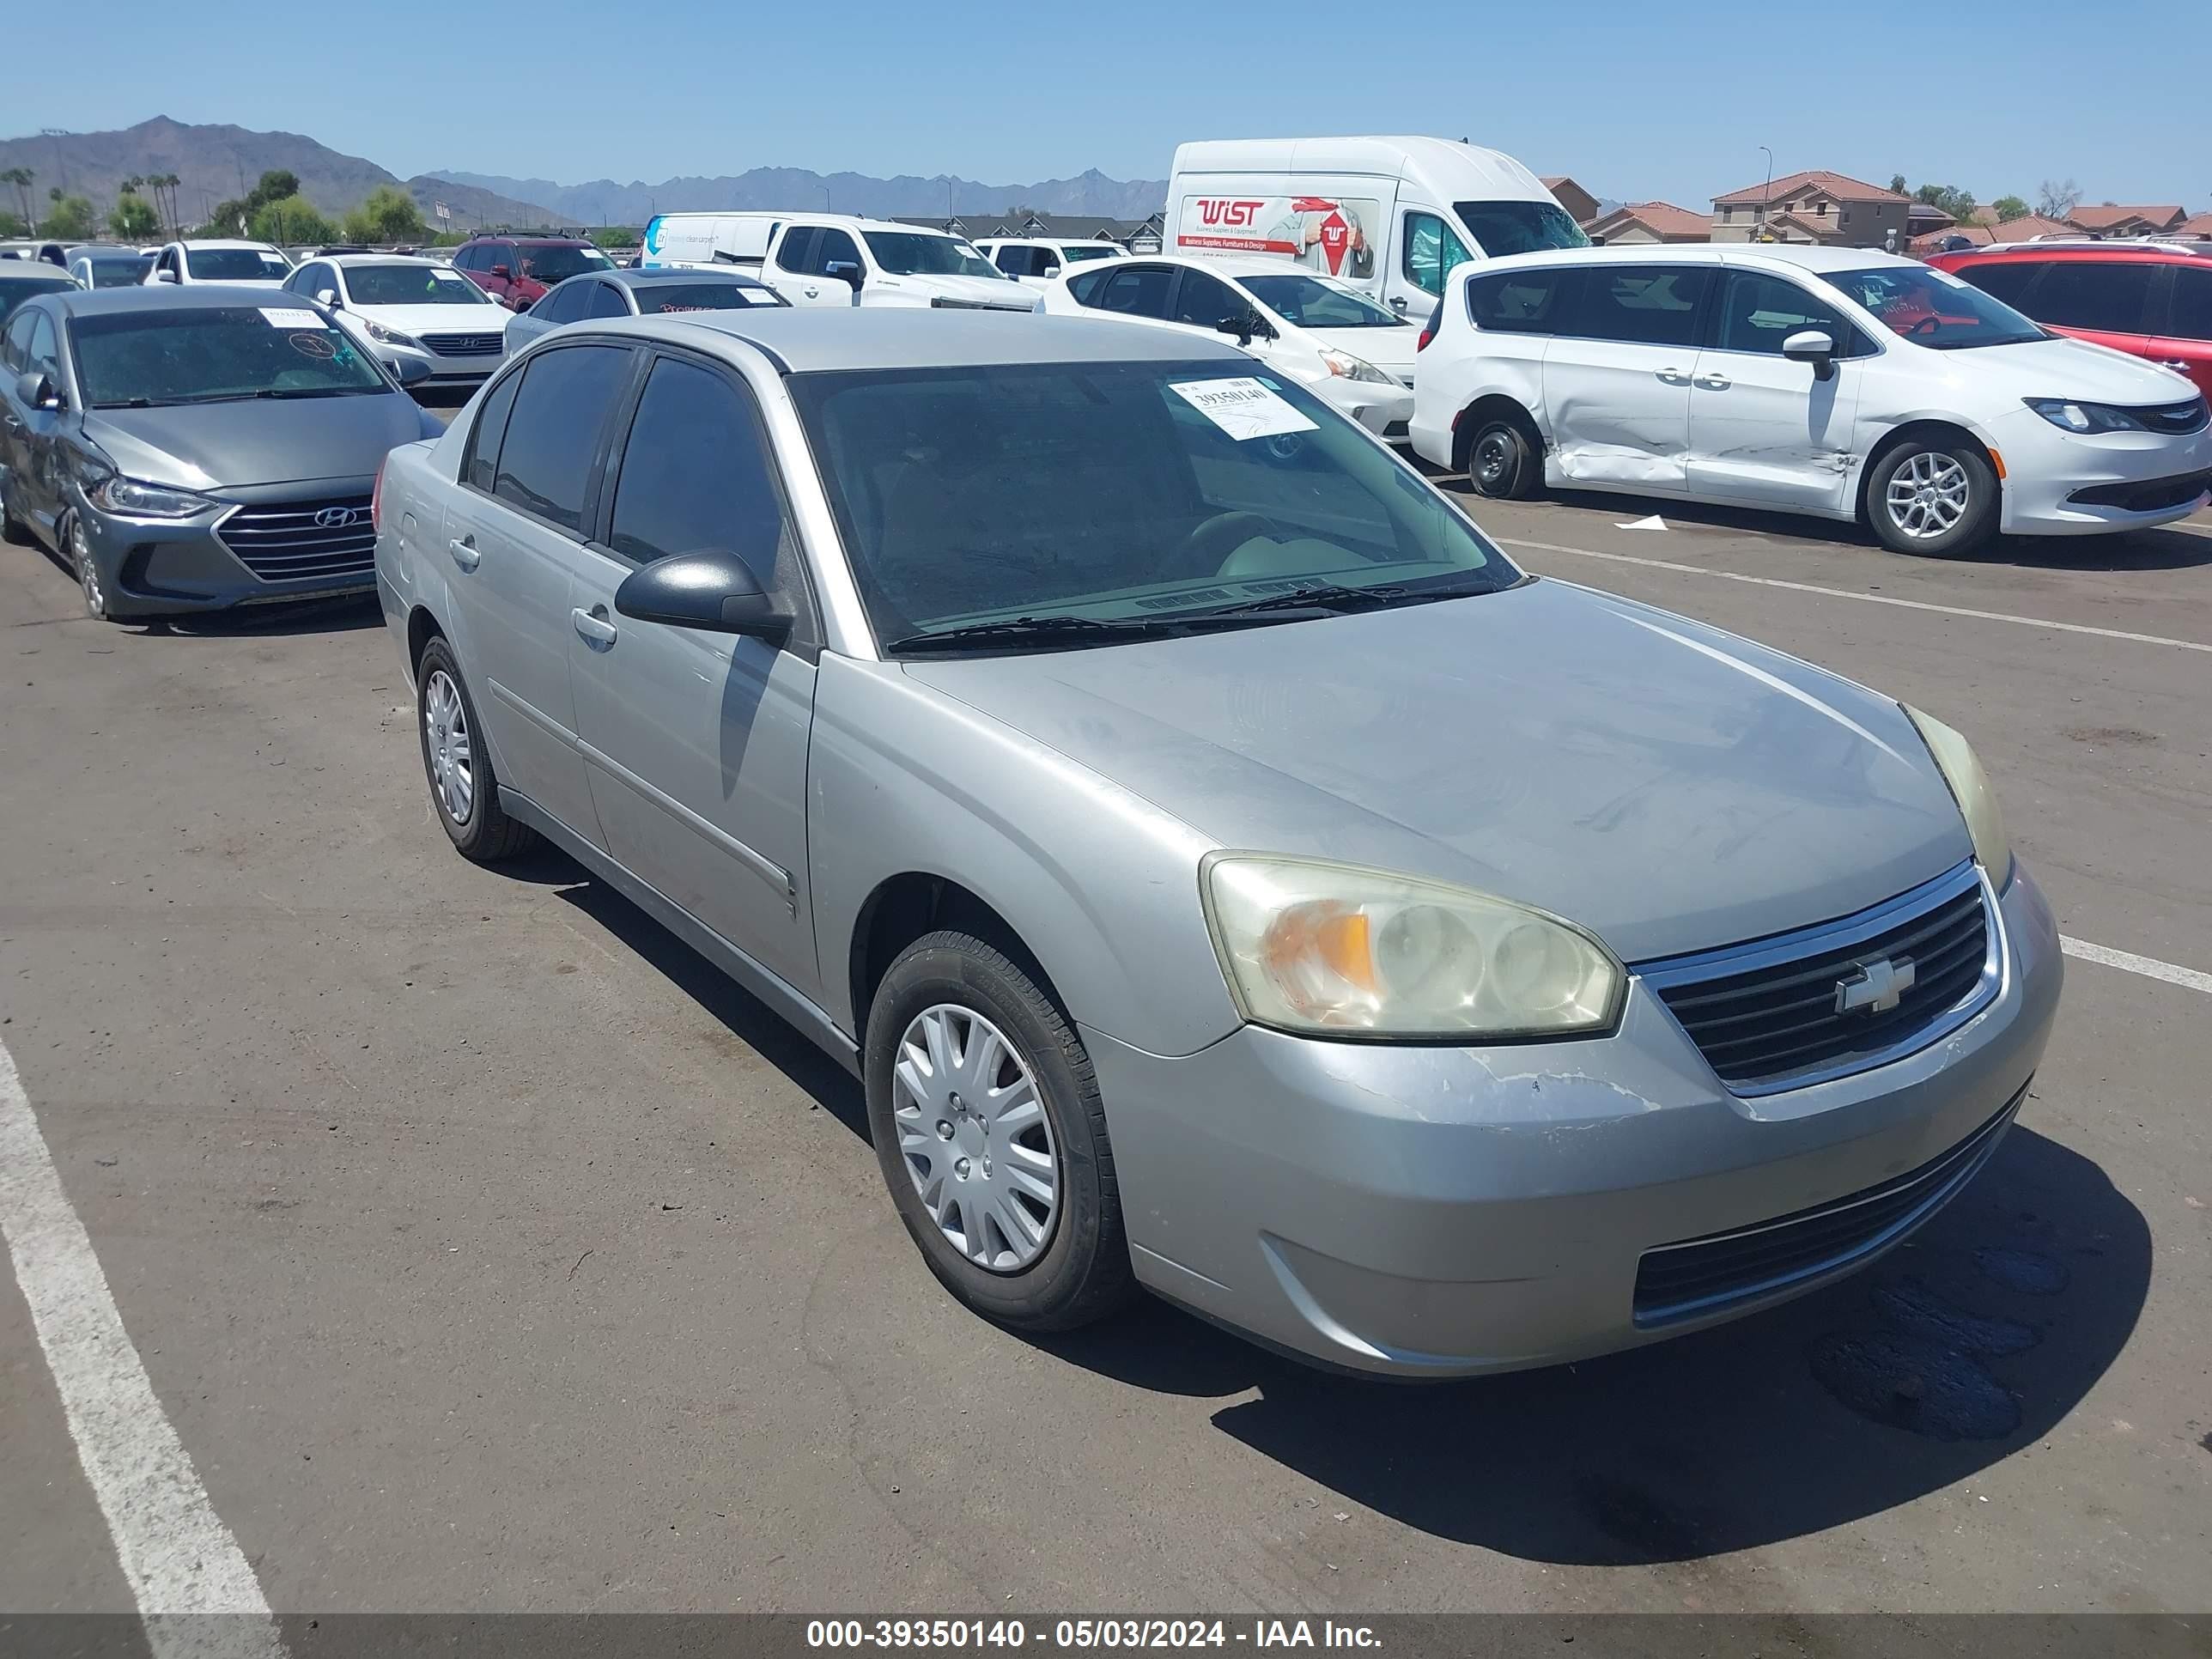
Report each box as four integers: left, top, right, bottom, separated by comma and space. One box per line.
342, 185, 428, 246
249, 194, 337, 246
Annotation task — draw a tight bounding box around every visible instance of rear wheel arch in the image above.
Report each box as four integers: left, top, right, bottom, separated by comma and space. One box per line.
1451, 393, 1544, 477
406, 604, 446, 675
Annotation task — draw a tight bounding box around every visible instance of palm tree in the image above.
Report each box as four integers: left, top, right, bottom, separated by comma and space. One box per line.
1, 167, 33, 232
155, 173, 182, 236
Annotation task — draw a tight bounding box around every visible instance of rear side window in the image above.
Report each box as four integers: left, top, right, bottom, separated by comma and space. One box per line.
492, 345, 631, 532
1466, 267, 1576, 334
1563, 264, 1711, 347
465, 371, 522, 494
2030, 261, 2154, 333
1095, 265, 1172, 319
2168, 266, 2212, 342
586, 283, 631, 319
1066, 266, 1115, 307
1951, 259, 2045, 307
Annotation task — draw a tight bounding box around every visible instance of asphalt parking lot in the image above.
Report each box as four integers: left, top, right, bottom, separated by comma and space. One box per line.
2, 439, 2208, 1620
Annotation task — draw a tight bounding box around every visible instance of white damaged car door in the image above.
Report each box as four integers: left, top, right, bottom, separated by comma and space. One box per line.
1686, 268, 1865, 513
1540, 263, 1712, 492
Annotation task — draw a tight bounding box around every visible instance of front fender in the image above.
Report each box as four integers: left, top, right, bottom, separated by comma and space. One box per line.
807, 654, 1240, 1055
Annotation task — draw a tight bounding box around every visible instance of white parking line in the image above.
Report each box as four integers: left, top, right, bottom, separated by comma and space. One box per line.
0, 1036, 286, 1659
1500, 538, 2212, 655
2061, 936, 2212, 995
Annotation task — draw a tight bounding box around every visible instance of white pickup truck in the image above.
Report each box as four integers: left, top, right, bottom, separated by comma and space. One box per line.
641, 211, 1040, 313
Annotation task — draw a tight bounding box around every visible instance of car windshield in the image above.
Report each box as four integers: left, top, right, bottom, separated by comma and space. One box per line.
790, 359, 1517, 653
70, 307, 391, 407
630, 281, 780, 313
343, 264, 489, 307
1454, 200, 1591, 257
1829, 266, 2049, 349
0, 272, 76, 320
861, 232, 1003, 279
185, 247, 293, 280
1060, 246, 1120, 263
83, 255, 155, 288
1241, 273, 1406, 329
518, 246, 614, 282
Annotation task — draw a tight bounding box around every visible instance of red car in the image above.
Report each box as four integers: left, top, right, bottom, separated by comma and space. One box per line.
449, 235, 617, 312
1928, 240, 2212, 400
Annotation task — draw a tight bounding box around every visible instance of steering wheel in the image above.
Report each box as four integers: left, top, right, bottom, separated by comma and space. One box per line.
1161, 510, 1287, 580
1909, 314, 1943, 338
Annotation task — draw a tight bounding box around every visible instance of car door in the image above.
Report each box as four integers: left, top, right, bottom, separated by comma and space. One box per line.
565, 349, 823, 995
0, 310, 43, 523
6, 310, 70, 532
506, 277, 579, 352
1391, 208, 1469, 322
1082, 263, 1177, 333
2022, 259, 2155, 361
1169, 265, 1283, 362
2147, 264, 2212, 401
1686, 267, 1867, 512
438, 343, 635, 847
769, 226, 839, 307
1540, 262, 1712, 492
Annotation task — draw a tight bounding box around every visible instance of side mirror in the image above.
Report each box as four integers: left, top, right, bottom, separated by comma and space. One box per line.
1214, 310, 1273, 346
153, 268, 178, 284
391, 357, 432, 387
1783, 329, 1837, 380
15, 370, 62, 411
823, 259, 863, 289
316, 288, 338, 307
615, 549, 792, 641
490, 264, 512, 279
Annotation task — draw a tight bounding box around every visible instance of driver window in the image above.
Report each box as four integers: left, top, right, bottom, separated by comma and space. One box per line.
816, 228, 862, 277
1717, 271, 1859, 356
1173, 270, 1246, 329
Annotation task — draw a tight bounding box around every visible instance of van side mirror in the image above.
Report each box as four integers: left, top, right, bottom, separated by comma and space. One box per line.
823, 260, 863, 289
1783, 329, 1837, 380
615, 549, 792, 641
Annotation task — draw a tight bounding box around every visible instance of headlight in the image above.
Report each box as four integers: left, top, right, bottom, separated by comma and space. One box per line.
2022, 397, 2142, 434
1902, 705, 2011, 880
1317, 348, 1395, 385
89, 477, 216, 518
362, 319, 423, 350
1201, 854, 1624, 1039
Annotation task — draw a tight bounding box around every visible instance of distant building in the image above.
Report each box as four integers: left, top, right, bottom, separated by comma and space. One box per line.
1540, 176, 1601, 227
1710, 170, 1911, 250
2064, 204, 2187, 237
1907, 212, 2077, 255
894, 210, 1164, 252
2177, 213, 2212, 241
1584, 201, 1709, 245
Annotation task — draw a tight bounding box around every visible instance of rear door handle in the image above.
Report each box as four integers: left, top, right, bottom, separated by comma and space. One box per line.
1656, 367, 1692, 384
447, 535, 480, 570
1389, 295, 1409, 312
572, 605, 617, 645
803, 286, 820, 299
1695, 373, 1732, 390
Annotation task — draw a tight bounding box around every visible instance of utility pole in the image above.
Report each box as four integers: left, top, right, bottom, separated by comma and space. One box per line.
1757, 144, 1774, 241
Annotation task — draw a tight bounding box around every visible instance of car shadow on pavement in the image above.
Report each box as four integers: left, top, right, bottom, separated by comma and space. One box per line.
1039, 1119, 2149, 1565
133, 594, 387, 638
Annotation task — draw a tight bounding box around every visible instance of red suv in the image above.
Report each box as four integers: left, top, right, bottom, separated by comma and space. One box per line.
450, 235, 617, 311
1927, 241, 2212, 400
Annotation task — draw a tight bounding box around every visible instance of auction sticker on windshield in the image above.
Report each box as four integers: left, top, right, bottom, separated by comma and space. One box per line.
1170, 377, 1318, 441
259, 308, 328, 331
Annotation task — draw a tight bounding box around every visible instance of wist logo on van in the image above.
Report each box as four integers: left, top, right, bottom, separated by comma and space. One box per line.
1195, 199, 1267, 228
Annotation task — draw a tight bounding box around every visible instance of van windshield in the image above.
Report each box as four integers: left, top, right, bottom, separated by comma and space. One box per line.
1454, 201, 1590, 257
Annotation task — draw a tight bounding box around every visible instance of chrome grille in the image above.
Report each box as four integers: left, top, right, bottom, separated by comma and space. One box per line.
1638, 862, 1996, 1094
1633, 1087, 2023, 1326
215, 495, 377, 582
420, 331, 507, 356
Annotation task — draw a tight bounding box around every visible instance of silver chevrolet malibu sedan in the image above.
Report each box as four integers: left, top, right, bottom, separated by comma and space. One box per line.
373, 309, 2061, 1377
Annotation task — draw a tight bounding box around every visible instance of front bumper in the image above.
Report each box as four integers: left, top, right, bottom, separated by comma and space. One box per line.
74, 477, 379, 617
367, 337, 504, 385
1995, 412, 2212, 535
1308, 374, 1416, 437
1089, 864, 2063, 1378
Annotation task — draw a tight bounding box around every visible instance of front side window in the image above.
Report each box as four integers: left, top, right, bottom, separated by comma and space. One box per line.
84, 255, 153, 289
185, 246, 291, 281
788, 360, 1516, 653
1094, 265, 1172, 319
2025, 261, 2154, 335
2167, 266, 2212, 343
992, 245, 1028, 276
1060, 245, 1119, 264
27, 313, 58, 380
2, 309, 34, 372
816, 228, 864, 276
1565, 264, 1711, 347
69, 307, 388, 408
517, 245, 614, 283
343, 264, 491, 307
1242, 273, 1404, 329
1403, 212, 1473, 297
1829, 266, 2047, 349
1453, 201, 1591, 257
1172, 269, 1246, 329
1714, 270, 1863, 356
1466, 267, 1576, 334
492, 344, 631, 532
860, 231, 1000, 279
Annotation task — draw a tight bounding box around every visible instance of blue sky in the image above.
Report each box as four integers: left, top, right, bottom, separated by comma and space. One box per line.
10, 0, 2209, 210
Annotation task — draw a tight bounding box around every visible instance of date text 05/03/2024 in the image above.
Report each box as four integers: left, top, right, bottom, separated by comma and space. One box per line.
805, 1620, 1383, 1649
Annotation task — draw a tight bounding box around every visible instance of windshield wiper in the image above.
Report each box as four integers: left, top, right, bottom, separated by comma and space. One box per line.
886, 614, 1186, 653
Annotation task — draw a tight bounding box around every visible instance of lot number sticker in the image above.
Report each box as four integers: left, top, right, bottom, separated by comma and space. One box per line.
259, 308, 328, 331
1170, 377, 1318, 441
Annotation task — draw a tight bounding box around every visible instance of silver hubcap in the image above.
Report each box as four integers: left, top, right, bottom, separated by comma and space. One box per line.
423, 669, 474, 823
893, 1004, 1058, 1273
1885, 451, 1970, 540
71, 520, 104, 617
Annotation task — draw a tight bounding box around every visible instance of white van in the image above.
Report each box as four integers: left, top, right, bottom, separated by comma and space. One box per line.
640, 212, 784, 272
1165, 136, 1587, 322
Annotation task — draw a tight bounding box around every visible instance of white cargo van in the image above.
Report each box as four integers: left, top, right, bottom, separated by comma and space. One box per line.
640, 212, 784, 272
1165, 137, 1587, 320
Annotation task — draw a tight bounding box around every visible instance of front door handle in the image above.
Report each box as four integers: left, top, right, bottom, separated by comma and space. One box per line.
803, 285, 820, 299
447, 535, 480, 569
1656, 367, 1692, 384
2158, 360, 2192, 373
1389, 295, 1409, 312
1695, 373, 1732, 390
572, 605, 617, 645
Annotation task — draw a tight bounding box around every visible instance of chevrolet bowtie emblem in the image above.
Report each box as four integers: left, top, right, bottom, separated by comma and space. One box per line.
1835, 955, 1916, 1015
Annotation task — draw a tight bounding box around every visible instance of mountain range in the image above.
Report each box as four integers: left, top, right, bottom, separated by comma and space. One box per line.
0, 117, 1166, 234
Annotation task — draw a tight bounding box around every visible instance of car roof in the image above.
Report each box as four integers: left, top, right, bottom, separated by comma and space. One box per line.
1930, 239, 2212, 264
579, 308, 1250, 373
781, 215, 966, 235
41, 285, 321, 316
605, 267, 772, 287
176, 239, 283, 252
467, 234, 594, 246
0, 264, 76, 283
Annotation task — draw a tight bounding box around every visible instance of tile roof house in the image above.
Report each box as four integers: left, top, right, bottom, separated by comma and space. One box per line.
1908, 213, 2077, 255
1710, 169, 1912, 250
2064, 204, 2187, 237
1540, 177, 1601, 226
2176, 213, 2212, 240
1585, 201, 1710, 245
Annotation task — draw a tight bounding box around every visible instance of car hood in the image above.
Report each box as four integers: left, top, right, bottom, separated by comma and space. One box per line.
1940, 331, 2199, 403
903, 579, 1973, 963
79, 392, 425, 491
873, 270, 1042, 310
351, 303, 509, 334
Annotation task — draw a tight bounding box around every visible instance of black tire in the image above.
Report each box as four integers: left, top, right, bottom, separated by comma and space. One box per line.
865, 930, 1135, 1333
415, 636, 538, 863
1867, 438, 1997, 556
0, 471, 32, 546
1463, 410, 1541, 500
64, 512, 130, 624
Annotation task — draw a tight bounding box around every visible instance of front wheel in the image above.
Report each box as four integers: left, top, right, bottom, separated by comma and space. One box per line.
67, 514, 120, 623
0, 471, 32, 546
1869, 440, 1997, 556
865, 931, 1134, 1332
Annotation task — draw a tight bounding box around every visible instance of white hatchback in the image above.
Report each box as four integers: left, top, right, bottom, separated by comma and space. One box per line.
1409, 244, 2212, 554
1042, 253, 1419, 436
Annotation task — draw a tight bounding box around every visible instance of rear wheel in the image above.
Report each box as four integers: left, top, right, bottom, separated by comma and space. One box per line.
415, 636, 538, 862
1869, 439, 1997, 556
1464, 412, 1540, 500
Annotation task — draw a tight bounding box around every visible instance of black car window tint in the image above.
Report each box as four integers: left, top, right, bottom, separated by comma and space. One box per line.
491, 345, 629, 530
